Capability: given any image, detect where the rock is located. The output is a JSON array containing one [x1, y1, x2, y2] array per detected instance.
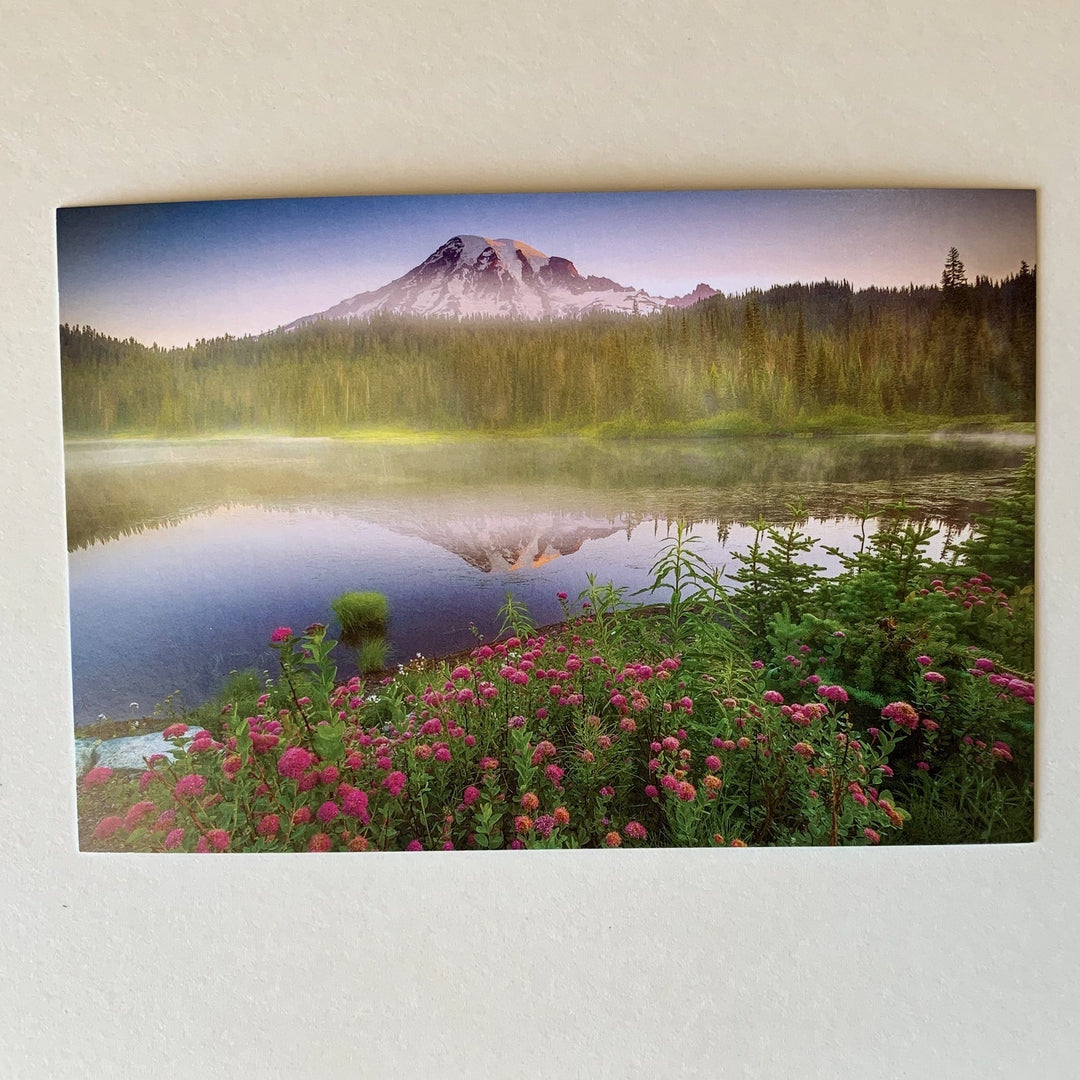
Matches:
[[74, 739, 99, 778], [91, 729, 194, 772]]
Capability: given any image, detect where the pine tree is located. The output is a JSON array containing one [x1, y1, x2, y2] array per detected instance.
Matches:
[[792, 307, 809, 401], [940, 246, 969, 313]]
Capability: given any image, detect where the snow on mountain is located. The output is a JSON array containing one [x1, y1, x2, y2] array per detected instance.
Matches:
[[282, 234, 708, 328]]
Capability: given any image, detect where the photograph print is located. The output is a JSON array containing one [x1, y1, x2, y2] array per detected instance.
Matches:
[[60, 188, 1036, 852]]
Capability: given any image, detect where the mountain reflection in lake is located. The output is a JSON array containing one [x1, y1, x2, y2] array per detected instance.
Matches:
[[65, 433, 1032, 727]]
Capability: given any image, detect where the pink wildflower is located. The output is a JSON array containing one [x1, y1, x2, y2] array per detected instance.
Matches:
[[530, 740, 557, 766], [916, 655, 933, 667], [163, 827, 184, 850], [278, 746, 315, 780], [317, 801, 340, 824], [923, 671, 947, 684], [817, 684, 849, 703], [864, 828, 881, 844], [257, 814, 280, 838], [92, 815, 124, 840], [624, 821, 647, 840], [535, 814, 556, 839], [384, 770, 407, 797], [269, 626, 292, 644], [162, 723, 188, 739], [82, 766, 113, 789], [604, 831, 622, 848], [881, 701, 920, 732], [644, 784, 659, 799], [763, 690, 784, 705], [123, 801, 156, 831], [676, 781, 697, 802], [207, 829, 230, 852], [308, 833, 332, 852], [342, 788, 370, 822], [173, 774, 206, 798]]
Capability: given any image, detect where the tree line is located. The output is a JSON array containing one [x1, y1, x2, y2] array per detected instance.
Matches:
[[60, 251, 1035, 435]]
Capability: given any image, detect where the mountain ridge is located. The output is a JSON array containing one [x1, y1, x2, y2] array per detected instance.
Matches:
[[282, 234, 717, 328]]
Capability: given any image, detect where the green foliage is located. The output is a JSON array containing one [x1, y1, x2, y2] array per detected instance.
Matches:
[[727, 506, 825, 639], [331, 591, 390, 639], [953, 449, 1035, 589], [356, 636, 389, 675], [497, 591, 536, 640]]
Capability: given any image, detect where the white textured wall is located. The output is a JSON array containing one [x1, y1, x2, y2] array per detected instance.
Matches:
[[0, 3, 1075, 1076]]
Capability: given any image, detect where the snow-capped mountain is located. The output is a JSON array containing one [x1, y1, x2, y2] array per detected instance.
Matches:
[[283, 234, 693, 327], [392, 512, 626, 574]]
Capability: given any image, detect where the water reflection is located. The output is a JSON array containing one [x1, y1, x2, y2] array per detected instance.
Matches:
[[64, 433, 1031, 726], [65, 432, 1030, 551]]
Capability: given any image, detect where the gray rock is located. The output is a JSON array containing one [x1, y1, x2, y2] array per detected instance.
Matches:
[[74, 739, 99, 778], [92, 729, 197, 772]]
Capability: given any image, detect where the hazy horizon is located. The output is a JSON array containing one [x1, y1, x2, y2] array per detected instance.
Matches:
[[57, 189, 1036, 348]]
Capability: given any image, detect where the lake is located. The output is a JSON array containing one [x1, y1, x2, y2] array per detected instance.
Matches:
[[64, 432, 1032, 728]]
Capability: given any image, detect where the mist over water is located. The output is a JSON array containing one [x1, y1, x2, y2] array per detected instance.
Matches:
[[65, 433, 1031, 727]]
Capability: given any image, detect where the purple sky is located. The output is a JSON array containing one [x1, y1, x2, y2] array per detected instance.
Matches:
[[57, 189, 1036, 348]]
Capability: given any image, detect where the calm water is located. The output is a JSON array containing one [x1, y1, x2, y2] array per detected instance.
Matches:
[[65, 433, 1032, 727]]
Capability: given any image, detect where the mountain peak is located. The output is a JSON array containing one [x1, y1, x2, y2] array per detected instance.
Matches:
[[282, 235, 693, 327]]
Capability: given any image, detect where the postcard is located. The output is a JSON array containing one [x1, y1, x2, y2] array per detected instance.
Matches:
[[59, 189, 1035, 851]]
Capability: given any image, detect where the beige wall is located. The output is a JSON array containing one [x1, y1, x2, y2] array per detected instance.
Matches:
[[1, 3, 1075, 1076]]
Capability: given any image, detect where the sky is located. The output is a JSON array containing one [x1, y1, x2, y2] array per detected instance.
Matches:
[[56, 189, 1037, 348]]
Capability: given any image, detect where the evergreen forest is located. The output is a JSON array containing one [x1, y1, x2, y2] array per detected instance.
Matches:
[[60, 251, 1035, 437]]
